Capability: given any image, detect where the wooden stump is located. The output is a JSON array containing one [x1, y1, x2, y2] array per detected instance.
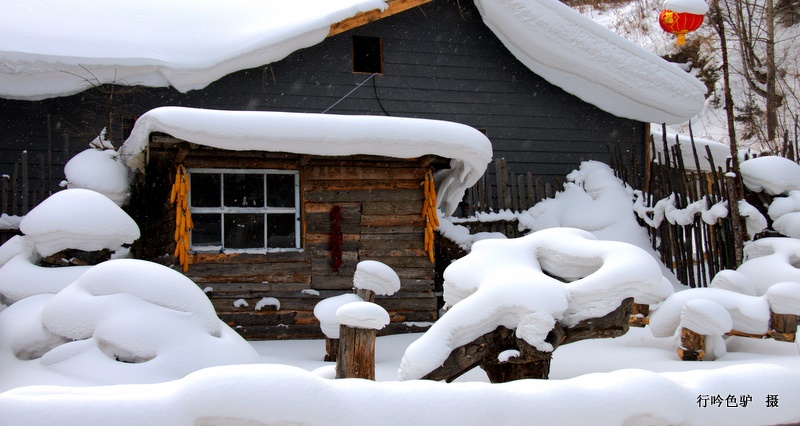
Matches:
[[480, 338, 553, 382], [324, 338, 339, 362], [769, 312, 798, 342], [335, 325, 377, 380], [678, 327, 705, 361], [629, 303, 650, 327]]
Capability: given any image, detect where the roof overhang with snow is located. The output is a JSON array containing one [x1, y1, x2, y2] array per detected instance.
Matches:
[[119, 107, 493, 216], [0, 0, 706, 124]]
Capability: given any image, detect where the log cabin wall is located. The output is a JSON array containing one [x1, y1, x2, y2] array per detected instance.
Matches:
[[132, 136, 439, 339]]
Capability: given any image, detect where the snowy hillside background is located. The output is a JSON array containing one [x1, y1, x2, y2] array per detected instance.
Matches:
[[577, 0, 800, 154]]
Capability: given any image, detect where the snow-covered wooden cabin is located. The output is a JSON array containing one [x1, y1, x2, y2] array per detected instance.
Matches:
[[0, 0, 706, 215], [0, 0, 706, 338], [119, 107, 491, 338]]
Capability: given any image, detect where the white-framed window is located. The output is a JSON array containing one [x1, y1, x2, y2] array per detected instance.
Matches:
[[188, 168, 300, 252]]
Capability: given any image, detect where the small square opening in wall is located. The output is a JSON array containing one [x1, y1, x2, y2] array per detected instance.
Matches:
[[352, 36, 383, 74]]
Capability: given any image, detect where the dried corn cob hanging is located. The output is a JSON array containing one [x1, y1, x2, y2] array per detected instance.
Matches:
[[170, 164, 193, 272], [422, 170, 439, 263]]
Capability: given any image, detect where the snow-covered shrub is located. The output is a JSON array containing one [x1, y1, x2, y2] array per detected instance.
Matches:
[[0, 259, 260, 385]]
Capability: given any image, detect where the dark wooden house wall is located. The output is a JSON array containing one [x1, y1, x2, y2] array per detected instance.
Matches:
[[0, 0, 645, 215], [136, 138, 439, 339]]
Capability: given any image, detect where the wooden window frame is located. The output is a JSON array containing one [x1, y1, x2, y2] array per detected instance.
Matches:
[[188, 168, 301, 253]]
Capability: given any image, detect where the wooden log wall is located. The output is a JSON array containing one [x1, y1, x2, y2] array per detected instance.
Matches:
[[135, 137, 438, 340]]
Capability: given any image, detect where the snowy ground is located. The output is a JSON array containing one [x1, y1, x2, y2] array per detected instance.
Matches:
[[253, 327, 800, 382]]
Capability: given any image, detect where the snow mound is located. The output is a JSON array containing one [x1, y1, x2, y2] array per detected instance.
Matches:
[[353, 260, 400, 296], [680, 299, 732, 336], [737, 237, 800, 295], [336, 301, 390, 330], [0, 259, 260, 385], [4, 363, 797, 425], [19, 189, 140, 258], [0, 253, 90, 305], [313, 293, 364, 339], [740, 156, 800, 195], [650, 288, 771, 337], [64, 148, 130, 206]]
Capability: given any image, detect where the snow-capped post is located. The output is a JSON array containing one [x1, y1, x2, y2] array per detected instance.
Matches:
[[313, 293, 362, 362], [353, 260, 401, 303], [313, 261, 400, 362], [335, 301, 389, 380]]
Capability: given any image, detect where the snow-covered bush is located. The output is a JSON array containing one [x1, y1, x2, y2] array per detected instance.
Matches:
[[0, 259, 260, 386]]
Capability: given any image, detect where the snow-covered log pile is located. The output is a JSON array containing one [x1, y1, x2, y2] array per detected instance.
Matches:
[[650, 236, 800, 360], [398, 227, 673, 382]]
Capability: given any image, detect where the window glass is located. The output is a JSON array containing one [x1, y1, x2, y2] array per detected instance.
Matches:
[[191, 213, 222, 247], [190, 174, 221, 207], [224, 173, 264, 207], [267, 174, 296, 208], [267, 214, 297, 248], [224, 214, 265, 248], [189, 169, 299, 251]]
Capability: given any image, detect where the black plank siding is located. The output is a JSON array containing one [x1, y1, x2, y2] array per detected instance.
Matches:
[[0, 0, 645, 215]]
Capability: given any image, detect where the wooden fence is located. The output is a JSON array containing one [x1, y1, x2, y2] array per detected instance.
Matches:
[[644, 137, 740, 288], [455, 158, 563, 238], [451, 136, 759, 289], [1, 150, 60, 245]]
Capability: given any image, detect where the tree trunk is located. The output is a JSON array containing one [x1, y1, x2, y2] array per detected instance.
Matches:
[[678, 327, 706, 361], [336, 325, 377, 380]]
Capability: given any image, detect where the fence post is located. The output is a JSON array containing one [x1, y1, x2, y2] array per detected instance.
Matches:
[[21, 151, 29, 215], [1, 174, 8, 215]]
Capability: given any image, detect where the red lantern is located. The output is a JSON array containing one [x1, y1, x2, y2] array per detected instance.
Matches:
[[659, 9, 704, 45]]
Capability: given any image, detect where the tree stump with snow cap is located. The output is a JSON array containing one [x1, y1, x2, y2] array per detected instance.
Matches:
[[335, 301, 390, 380], [314, 260, 400, 362]]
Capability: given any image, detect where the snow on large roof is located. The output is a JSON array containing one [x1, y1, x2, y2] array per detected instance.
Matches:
[[119, 106, 492, 216], [1, 0, 704, 124], [474, 0, 706, 124], [0, 0, 386, 100]]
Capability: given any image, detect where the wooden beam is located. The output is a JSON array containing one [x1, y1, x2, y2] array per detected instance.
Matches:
[[328, 0, 433, 37]]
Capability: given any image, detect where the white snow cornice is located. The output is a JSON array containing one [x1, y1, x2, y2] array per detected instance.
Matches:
[[474, 0, 708, 124]]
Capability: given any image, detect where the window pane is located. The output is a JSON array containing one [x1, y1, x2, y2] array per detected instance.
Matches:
[[190, 174, 220, 207], [224, 214, 265, 248], [191, 214, 222, 247], [224, 174, 264, 207], [267, 214, 297, 248], [267, 174, 296, 208]]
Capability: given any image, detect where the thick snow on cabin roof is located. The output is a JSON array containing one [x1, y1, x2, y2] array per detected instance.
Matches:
[[1, 0, 705, 124], [0, 0, 386, 100], [119, 106, 492, 216]]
